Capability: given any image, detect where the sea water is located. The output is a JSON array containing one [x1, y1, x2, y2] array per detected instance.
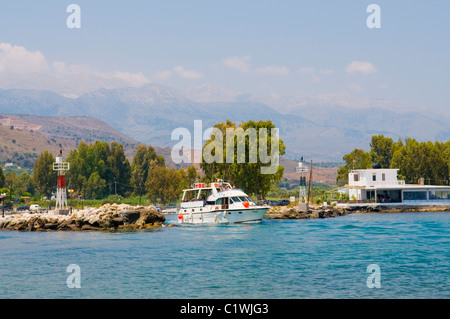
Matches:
[[0, 211, 448, 299]]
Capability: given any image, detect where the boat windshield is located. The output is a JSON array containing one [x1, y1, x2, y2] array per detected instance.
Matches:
[[230, 196, 254, 204], [239, 196, 254, 203], [199, 189, 211, 200]]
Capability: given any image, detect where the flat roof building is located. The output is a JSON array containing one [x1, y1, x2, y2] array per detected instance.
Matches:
[[339, 168, 450, 207]]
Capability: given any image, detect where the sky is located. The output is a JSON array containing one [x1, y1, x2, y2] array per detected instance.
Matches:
[[0, 0, 449, 116]]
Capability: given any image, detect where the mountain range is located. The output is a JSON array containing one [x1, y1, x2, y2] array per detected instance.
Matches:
[[0, 84, 448, 162], [0, 114, 172, 170]]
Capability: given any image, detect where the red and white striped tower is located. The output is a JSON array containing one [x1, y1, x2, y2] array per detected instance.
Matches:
[[53, 149, 70, 214]]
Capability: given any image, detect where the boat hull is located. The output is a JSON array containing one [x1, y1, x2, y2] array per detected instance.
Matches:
[[164, 207, 269, 225]]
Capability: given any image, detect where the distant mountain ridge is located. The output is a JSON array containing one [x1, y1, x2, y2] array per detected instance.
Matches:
[[0, 114, 173, 169], [0, 84, 448, 161]]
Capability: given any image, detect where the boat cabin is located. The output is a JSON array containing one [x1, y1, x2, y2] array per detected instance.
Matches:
[[180, 181, 255, 212]]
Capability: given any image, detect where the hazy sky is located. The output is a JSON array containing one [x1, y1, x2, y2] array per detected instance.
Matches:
[[0, 0, 449, 116]]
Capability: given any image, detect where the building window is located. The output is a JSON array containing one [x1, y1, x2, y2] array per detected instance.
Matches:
[[382, 173, 386, 181], [429, 190, 450, 200], [372, 174, 376, 182], [403, 191, 427, 201], [354, 174, 359, 182]]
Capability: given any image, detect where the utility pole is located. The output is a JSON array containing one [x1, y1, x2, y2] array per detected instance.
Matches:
[[9, 180, 12, 208]]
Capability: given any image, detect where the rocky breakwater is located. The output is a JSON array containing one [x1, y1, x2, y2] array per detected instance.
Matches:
[[0, 203, 165, 231], [265, 205, 379, 220]]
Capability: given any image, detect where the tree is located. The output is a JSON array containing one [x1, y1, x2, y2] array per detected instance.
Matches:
[[339, 135, 450, 186], [186, 166, 198, 186], [177, 168, 189, 190], [370, 134, 393, 168], [0, 166, 4, 188], [146, 166, 181, 205], [65, 149, 87, 195], [336, 148, 372, 185], [131, 145, 165, 197], [201, 119, 285, 199], [65, 141, 133, 198], [5, 172, 34, 196], [32, 151, 57, 198], [84, 172, 107, 199], [391, 138, 449, 184], [107, 142, 131, 196], [65, 142, 108, 198]]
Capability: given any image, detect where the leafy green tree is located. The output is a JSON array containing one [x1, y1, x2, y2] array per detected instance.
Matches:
[[336, 148, 372, 185], [6, 172, 34, 196], [66, 142, 106, 198], [32, 150, 57, 198], [201, 119, 285, 199], [84, 172, 107, 199], [176, 166, 198, 190], [65, 150, 87, 195], [391, 138, 449, 184], [339, 135, 449, 186], [186, 166, 198, 186], [146, 165, 181, 205], [65, 141, 134, 198], [0, 166, 5, 188], [131, 145, 165, 197], [177, 168, 189, 190], [108, 142, 131, 196], [370, 134, 393, 168]]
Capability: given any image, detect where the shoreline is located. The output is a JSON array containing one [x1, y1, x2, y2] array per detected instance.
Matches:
[[1, 203, 448, 231]]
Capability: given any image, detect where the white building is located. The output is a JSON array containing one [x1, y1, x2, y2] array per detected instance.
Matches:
[[340, 168, 450, 206]]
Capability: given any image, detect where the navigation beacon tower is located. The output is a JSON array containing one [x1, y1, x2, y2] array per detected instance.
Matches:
[[53, 149, 70, 214], [296, 157, 309, 212]]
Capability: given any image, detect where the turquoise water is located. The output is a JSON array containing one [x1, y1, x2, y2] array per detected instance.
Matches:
[[0, 212, 448, 299]]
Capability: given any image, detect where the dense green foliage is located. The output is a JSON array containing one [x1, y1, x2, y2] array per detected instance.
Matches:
[[201, 119, 285, 199], [32, 150, 57, 198], [130, 145, 165, 197], [2, 141, 200, 206], [337, 135, 450, 185], [336, 148, 372, 185], [0, 166, 4, 188], [391, 138, 449, 184], [65, 141, 131, 199]]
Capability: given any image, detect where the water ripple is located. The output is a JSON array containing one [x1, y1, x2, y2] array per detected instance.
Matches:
[[0, 211, 448, 298]]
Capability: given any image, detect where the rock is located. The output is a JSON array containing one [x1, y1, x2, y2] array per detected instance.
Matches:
[[268, 205, 351, 220], [137, 208, 165, 225], [121, 211, 141, 224], [43, 223, 59, 230], [81, 224, 101, 231], [0, 203, 166, 232]]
